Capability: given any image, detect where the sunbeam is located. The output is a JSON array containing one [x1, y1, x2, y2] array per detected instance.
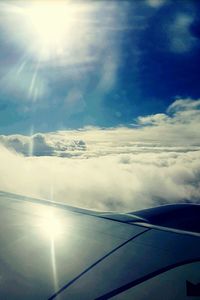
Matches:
[[51, 238, 59, 293], [35, 206, 63, 293], [29, 126, 34, 157], [28, 61, 40, 102]]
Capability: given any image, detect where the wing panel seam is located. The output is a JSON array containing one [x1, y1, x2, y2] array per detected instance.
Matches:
[[48, 228, 150, 300], [95, 258, 200, 299]]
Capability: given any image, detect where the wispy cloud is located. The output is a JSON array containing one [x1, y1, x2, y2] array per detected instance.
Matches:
[[146, 0, 166, 8], [168, 13, 196, 53]]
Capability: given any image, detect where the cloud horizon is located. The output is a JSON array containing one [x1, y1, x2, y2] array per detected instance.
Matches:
[[0, 98, 199, 212]]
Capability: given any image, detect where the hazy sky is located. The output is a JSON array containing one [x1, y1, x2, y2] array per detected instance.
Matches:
[[0, 0, 200, 134], [0, 0, 200, 210]]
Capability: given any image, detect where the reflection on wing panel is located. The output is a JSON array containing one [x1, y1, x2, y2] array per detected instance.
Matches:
[[57, 229, 200, 300], [0, 193, 145, 300], [112, 262, 200, 300]]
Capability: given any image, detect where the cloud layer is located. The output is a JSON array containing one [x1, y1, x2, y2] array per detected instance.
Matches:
[[0, 99, 199, 211]]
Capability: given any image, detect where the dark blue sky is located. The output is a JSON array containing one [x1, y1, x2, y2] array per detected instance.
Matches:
[[0, 0, 200, 134]]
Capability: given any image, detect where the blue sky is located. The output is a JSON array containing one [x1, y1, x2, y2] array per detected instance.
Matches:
[[0, 0, 200, 134]]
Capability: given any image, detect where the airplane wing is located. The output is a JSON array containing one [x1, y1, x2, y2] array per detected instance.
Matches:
[[0, 191, 199, 300]]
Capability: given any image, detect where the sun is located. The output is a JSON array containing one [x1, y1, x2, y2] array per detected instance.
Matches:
[[25, 1, 74, 59], [15, 0, 91, 62], [2, 0, 96, 63]]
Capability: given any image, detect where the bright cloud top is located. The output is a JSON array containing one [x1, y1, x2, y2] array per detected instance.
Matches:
[[0, 99, 199, 211]]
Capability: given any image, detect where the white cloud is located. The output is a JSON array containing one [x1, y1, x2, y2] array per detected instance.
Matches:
[[0, 133, 86, 157], [137, 113, 170, 126], [167, 98, 200, 113], [0, 99, 199, 211]]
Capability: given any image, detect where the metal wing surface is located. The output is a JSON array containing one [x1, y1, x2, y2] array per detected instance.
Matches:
[[0, 191, 199, 300]]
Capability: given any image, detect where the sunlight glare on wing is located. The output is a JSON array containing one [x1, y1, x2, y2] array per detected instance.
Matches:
[[38, 208, 64, 239], [37, 206, 63, 292], [42, 214, 62, 239]]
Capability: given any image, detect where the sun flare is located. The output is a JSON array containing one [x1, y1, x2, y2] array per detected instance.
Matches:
[[6, 0, 93, 61], [25, 2, 74, 58], [27, 2, 71, 51]]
